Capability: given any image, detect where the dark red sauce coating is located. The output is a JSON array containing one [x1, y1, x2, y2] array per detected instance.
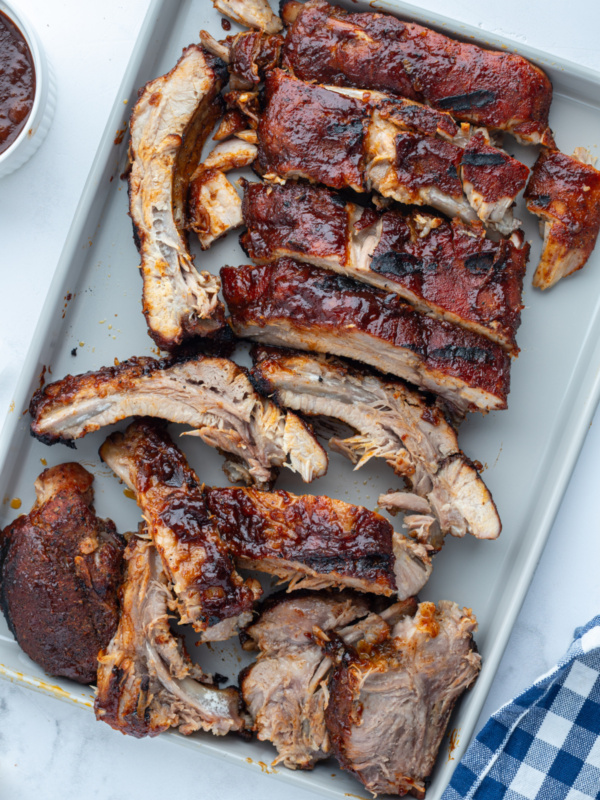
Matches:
[[525, 149, 600, 254], [394, 132, 464, 199], [377, 98, 458, 140], [461, 132, 530, 202], [257, 69, 367, 191], [282, 0, 554, 144], [228, 31, 284, 85], [0, 10, 35, 154], [221, 258, 511, 408], [240, 181, 527, 351], [205, 487, 396, 592]]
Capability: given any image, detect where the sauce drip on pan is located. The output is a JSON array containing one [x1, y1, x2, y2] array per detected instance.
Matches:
[[0, 11, 36, 155]]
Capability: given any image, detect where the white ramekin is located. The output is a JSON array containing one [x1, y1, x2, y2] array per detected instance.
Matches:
[[0, 1, 55, 178]]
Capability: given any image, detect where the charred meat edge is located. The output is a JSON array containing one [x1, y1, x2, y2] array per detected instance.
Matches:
[[29, 355, 328, 488], [128, 44, 227, 349]]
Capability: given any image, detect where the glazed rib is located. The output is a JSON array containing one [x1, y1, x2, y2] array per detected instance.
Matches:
[[281, 0, 554, 146], [241, 180, 528, 352], [252, 349, 501, 546], [206, 487, 432, 599], [128, 44, 228, 348], [525, 148, 600, 290], [100, 420, 262, 640], [29, 355, 327, 487], [221, 259, 511, 414], [257, 71, 529, 233], [95, 535, 248, 737]]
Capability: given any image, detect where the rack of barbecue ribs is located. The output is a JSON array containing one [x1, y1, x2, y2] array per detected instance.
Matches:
[[279, 0, 554, 147], [221, 258, 511, 414], [0, 464, 124, 684], [241, 180, 529, 353], [100, 420, 432, 637], [255, 70, 529, 235], [525, 148, 600, 289]]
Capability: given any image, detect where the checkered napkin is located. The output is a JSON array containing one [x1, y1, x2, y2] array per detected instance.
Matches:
[[442, 616, 600, 800]]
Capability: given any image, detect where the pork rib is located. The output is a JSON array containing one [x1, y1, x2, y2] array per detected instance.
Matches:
[[100, 419, 262, 640], [212, 0, 282, 34], [95, 535, 248, 737], [325, 601, 481, 798], [221, 259, 511, 414], [525, 148, 600, 290], [29, 355, 327, 487], [252, 348, 501, 546], [281, 0, 554, 146], [128, 44, 227, 349], [241, 180, 528, 353], [257, 71, 528, 234], [206, 487, 432, 599]]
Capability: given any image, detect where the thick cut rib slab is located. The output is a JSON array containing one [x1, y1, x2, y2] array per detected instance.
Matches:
[[281, 0, 554, 146], [241, 180, 528, 352], [221, 259, 511, 413]]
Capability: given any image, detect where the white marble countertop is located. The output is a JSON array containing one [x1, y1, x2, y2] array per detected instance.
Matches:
[[1, 1, 600, 798]]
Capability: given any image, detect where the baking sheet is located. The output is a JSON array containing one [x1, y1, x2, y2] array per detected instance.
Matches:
[[1, 1, 600, 798]]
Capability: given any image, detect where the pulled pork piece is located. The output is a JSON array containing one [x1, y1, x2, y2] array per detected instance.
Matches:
[[187, 139, 257, 249], [256, 70, 529, 233], [101, 420, 261, 640], [525, 148, 600, 290], [206, 487, 432, 599], [221, 259, 511, 414], [29, 355, 327, 487], [128, 44, 227, 349], [0, 464, 123, 684], [281, 0, 554, 146], [95, 535, 248, 737], [253, 348, 500, 547], [325, 601, 481, 798], [241, 591, 418, 770], [212, 0, 282, 34], [241, 180, 528, 352]]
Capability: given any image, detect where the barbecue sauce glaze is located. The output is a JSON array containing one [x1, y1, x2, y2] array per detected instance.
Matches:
[[0, 11, 35, 155]]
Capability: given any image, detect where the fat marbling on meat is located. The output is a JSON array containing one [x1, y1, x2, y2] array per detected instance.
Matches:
[[252, 348, 501, 548], [128, 44, 228, 349], [95, 535, 248, 737], [221, 259, 512, 414], [29, 355, 327, 488], [0, 464, 123, 684]]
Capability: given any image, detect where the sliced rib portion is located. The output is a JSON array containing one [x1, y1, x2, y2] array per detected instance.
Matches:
[[213, 0, 282, 34], [241, 180, 528, 352], [257, 71, 528, 233], [100, 420, 262, 639], [0, 464, 124, 685], [252, 349, 501, 546], [241, 592, 413, 769], [325, 601, 481, 798], [281, 0, 554, 146], [187, 139, 257, 250], [525, 148, 600, 290], [128, 44, 227, 349], [95, 535, 248, 737], [29, 355, 327, 487], [206, 487, 432, 599], [221, 259, 511, 414]]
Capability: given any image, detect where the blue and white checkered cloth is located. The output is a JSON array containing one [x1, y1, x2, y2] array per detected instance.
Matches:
[[443, 616, 600, 800]]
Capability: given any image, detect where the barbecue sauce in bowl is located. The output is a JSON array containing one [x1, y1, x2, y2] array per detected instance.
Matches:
[[0, 10, 36, 155]]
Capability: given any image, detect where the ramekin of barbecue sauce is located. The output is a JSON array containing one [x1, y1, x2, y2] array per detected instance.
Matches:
[[0, 2, 54, 177]]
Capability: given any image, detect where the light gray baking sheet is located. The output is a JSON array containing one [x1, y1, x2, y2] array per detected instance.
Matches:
[[1, 1, 600, 798]]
